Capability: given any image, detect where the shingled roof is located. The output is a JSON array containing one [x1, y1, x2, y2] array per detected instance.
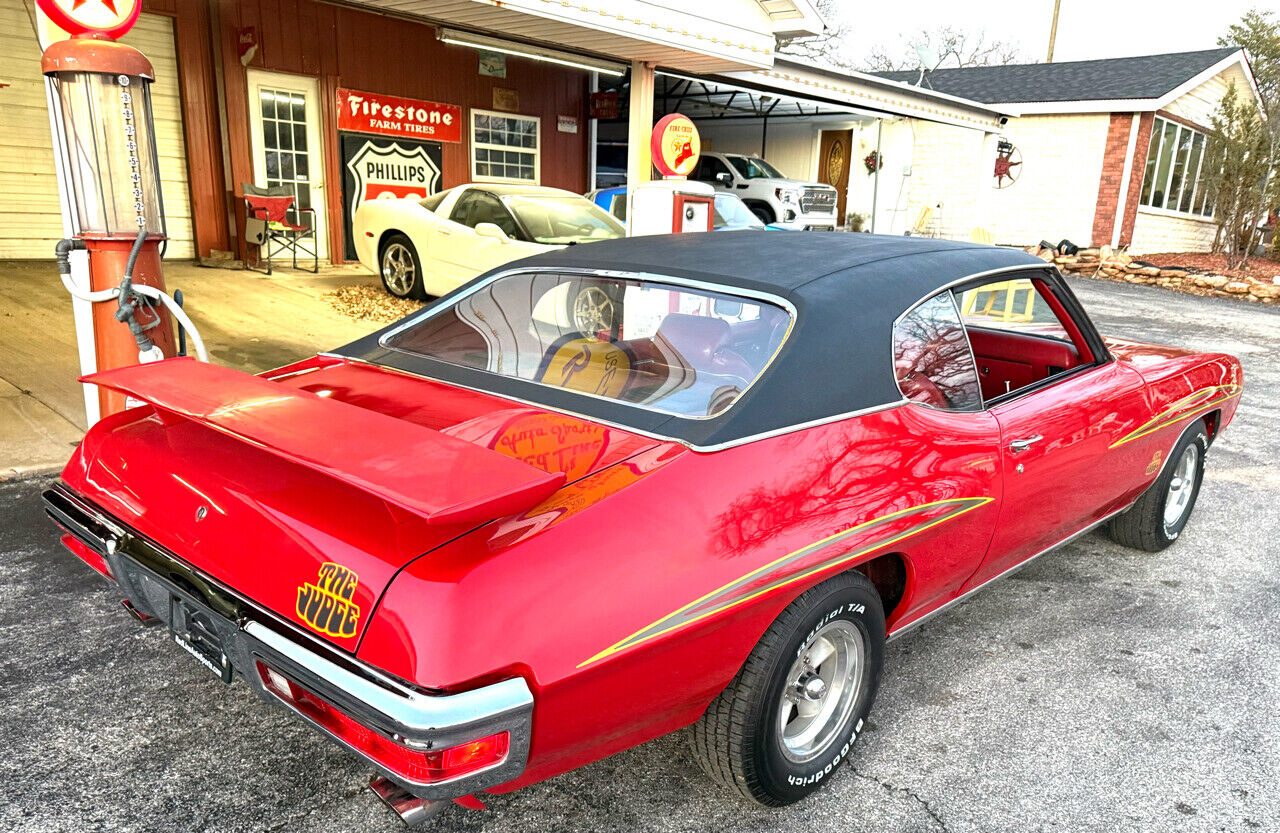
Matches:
[[875, 48, 1239, 105]]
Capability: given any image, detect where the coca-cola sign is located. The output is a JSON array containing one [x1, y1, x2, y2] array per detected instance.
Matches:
[[336, 88, 461, 143]]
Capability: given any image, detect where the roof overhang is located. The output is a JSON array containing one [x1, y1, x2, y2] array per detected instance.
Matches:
[[988, 49, 1264, 119], [331, 0, 789, 73], [716, 59, 1017, 131], [761, 0, 825, 39]]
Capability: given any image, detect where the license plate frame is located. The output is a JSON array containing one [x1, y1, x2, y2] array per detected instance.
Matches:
[[168, 593, 234, 684]]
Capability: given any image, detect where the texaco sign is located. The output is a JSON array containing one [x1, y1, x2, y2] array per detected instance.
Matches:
[[340, 135, 443, 259]]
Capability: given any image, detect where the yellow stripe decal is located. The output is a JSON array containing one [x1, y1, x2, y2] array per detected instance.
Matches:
[[578, 496, 993, 668], [1109, 384, 1241, 449]]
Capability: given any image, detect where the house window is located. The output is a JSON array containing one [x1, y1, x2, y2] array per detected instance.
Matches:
[[471, 110, 539, 183], [1138, 116, 1213, 218]]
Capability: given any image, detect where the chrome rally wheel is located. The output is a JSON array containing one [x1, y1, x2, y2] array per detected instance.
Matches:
[[1108, 421, 1208, 552], [1163, 443, 1199, 533], [690, 572, 884, 806], [778, 620, 865, 764]]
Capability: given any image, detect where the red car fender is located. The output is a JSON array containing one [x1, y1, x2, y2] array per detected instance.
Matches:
[[357, 404, 1004, 791]]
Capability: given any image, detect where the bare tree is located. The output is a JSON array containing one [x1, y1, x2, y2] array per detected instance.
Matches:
[[776, 0, 858, 70], [864, 25, 1026, 73]]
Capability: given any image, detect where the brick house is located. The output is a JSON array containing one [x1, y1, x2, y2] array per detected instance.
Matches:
[[878, 49, 1264, 253]]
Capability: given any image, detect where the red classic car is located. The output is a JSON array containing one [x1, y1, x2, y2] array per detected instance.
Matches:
[[44, 232, 1241, 824]]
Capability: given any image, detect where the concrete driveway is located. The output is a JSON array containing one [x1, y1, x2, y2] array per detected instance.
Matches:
[[0, 277, 1275, 833], [0, 260, 375, 477]]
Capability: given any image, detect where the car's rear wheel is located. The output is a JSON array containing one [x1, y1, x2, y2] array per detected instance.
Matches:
[[379, 234, 427, 300], [1108, 421, 1208, 552], [690, 572, 884, 806]]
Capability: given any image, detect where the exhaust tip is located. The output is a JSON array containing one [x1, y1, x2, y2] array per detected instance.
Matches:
[[121, 599, 160, 626], [368, 775, 448, 827]]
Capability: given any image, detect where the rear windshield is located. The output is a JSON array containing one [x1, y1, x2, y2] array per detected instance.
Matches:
[[381, 272, 792, 418]]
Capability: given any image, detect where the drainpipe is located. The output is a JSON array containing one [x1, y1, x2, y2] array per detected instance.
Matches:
[[870, 119, 883, 233]]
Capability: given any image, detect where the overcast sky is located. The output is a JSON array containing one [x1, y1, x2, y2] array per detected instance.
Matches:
[[826, 0, 1261, 66]]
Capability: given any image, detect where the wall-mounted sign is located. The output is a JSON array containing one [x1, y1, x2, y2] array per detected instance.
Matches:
[[650, 113, 700, 179], [236, 27, 259, 66], [589, 91, 618, 120], [556, 115, 579, 134], [336, 88, 461, 144], [340, 134, 443, 259], [36, 0, 141, 38], [492, 87, 520, 112], [479, 51, 506, 78]]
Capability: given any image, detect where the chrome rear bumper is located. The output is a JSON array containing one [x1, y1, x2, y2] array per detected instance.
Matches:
[[42, 482, 533, 800]]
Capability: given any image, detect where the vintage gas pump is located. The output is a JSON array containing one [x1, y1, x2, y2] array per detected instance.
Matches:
[[628, 114, 715, 237], [37, 0, 204, 421]]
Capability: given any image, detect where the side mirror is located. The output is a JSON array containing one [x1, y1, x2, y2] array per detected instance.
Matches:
[[474, 222, 510, 243], [715, 172, 732, 184]]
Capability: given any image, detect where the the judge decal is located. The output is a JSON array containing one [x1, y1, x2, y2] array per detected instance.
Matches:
[[296, 562, 361, 638]]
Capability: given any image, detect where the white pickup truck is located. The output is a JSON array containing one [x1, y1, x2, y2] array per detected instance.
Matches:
[[691, 152, 839, 231]]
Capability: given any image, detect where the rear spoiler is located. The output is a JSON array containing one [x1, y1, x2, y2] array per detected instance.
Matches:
[[83, 358, 565, 526]]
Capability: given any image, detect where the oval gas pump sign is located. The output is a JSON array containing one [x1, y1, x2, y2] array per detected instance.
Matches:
[[651, 114, 701, 179], [37, 0, 141, 39]]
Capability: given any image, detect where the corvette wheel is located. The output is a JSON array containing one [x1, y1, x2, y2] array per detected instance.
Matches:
[[570, 285, 618, 335], [1108, 421, 1208, 552], [690, 572, 884, 806], [379, 234, 427, 300]]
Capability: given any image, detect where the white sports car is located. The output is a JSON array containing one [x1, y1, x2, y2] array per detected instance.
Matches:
[[354, 184, 626, 300]]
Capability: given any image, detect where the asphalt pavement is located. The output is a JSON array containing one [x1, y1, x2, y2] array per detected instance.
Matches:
[[1, 276, 1275, 833]]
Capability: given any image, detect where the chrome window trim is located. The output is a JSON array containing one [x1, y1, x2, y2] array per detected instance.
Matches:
[[375, 265, 798, 424], [330, 262, 1075, 453]]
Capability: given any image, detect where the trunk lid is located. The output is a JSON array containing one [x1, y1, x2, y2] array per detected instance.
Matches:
[[63, 357, 658, 650]]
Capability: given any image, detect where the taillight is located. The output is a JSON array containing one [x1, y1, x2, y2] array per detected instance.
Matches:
[[256, 661, 509, 782], [61, 533, 113, 579]]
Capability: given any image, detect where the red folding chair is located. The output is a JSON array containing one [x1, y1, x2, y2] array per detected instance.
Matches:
[[241, 183, 318, 274]]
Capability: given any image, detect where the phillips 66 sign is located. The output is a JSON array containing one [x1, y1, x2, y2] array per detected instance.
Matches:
[[340, 134, 443, 259]]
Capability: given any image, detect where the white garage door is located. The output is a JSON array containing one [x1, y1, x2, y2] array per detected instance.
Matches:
[[0, 0, 195, 259]]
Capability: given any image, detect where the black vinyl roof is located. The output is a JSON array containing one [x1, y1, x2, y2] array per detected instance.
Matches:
[[875, 48, 1238, 105], [336, 232, 1050, 449]]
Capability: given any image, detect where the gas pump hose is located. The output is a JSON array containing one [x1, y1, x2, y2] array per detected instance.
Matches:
[[55, 233, 209, 362]]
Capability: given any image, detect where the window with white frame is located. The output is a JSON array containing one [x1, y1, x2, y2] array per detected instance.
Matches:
[[1138, 116, 1213, 217], [471, 110, 539, 183]]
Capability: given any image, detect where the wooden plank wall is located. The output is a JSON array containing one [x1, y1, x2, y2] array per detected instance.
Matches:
[[157, 0, 590, 263]]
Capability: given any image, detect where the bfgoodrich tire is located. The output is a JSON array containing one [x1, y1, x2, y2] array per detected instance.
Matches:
[[690, 572, 884, 806], [1108, 421, 1209, 552]]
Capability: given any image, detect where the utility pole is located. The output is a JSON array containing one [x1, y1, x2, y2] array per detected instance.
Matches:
[[1046, 0, 1062, 63]]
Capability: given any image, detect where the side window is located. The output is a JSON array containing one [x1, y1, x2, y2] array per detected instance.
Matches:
[[452, 191, 519, 238], [449, 191, 479, 225], [957, 278, 1071, 341], [468, 192, 520, 238], [893, 293, 982, 411], [695, 156, 731, 182], [955, 277, 1087, 401]]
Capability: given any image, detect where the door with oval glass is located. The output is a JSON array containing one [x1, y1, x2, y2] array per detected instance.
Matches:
[[247, 70, 329, 259], [817, 129, 851, 227]]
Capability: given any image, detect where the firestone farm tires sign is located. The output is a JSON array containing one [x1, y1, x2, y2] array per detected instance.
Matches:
[[336, 88, 461, 143], [340, 134, 442, 259]]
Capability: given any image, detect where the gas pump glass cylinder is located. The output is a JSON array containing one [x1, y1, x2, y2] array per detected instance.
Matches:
[[48, 71, 164, 237]]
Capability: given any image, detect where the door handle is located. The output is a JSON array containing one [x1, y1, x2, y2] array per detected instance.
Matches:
[[1009, 435, 1044, 453]]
